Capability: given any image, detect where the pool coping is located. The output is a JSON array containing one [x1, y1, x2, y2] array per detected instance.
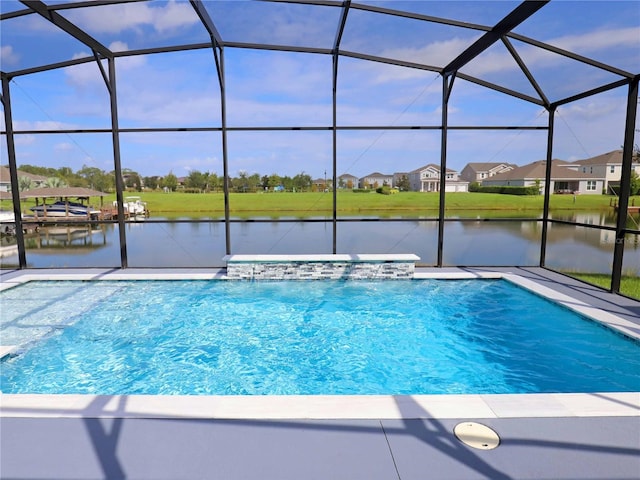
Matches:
[[1, 267, 639, 420]]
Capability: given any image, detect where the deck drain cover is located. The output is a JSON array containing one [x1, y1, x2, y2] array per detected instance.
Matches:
[[454, 422, 500, 450]]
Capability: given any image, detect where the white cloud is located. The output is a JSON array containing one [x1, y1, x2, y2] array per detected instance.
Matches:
[[54, 142, 75, 152], [14, 135, 36, 147], [109, 41, 130, 53], [380, 36, 481, 73], [65, 45, 146, 90], [65, 0, 197, 35], [377, 25, 640, 82], [552, 94, 628, 159], [0, 45, 20, 66], [12, 120, 76, 131], [154, 0, 201, 33], [550, 26, 640, 55]]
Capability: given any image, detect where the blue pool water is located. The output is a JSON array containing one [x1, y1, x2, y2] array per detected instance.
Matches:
[[1, 279, 639, 395]]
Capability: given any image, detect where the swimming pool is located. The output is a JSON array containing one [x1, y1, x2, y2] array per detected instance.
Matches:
[[2, 276, 639, 396]]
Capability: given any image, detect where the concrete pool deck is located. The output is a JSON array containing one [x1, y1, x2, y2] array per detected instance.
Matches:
[[1, 266, 639, 479]]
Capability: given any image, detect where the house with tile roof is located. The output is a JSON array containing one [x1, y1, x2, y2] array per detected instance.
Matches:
[[567, 150, 640, 194], [482, 160, 605, 195], [408, 164, 469, 192], [460, 162, 517, 184]]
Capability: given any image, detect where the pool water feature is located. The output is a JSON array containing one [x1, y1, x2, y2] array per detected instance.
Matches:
[[1, 278, 639, 395]]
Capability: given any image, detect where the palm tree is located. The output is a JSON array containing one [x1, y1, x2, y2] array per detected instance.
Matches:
[[45, 176, 67, 188], [18, 176, 34, 192]]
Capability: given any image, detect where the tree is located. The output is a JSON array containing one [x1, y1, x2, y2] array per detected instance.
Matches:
[[268, 173, 282, 190], [292, 172, 311, 192], [630, 170, 640, 196], [45, 177, 67, 188], [161, 172, 178, 192], [125, 173, 142, 191], [18, 176, 34, 191], [281, 175, 294, 192], [186, 170, 208, 191], [17, 164, 58, 177], [395, 175, 410, 191], [77, 165, 114, 192], [208, 173, 221, 192], [143, 176, 159, 190], [236, 170, 249, 192]]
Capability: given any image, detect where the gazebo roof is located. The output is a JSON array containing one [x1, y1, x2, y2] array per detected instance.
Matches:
[[18, 187, 109, 199]]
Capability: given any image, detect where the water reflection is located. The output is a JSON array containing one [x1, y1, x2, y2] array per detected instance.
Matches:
[[24, 225, 109, 250], [0, 215, 637, 274]]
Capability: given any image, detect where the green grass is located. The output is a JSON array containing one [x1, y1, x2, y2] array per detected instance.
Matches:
[[3, 191, 636, 220], [12, 191, 621, 216], [569, 272, 640, 300]]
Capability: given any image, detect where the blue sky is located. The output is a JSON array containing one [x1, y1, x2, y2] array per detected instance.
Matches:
[[1, 1, 639, 180]]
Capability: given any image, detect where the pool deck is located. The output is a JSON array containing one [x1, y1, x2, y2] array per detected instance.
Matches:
[[1, 266, 639, 479]]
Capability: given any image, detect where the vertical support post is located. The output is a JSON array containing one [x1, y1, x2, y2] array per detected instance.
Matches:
[[437, 74, 453, 267], [539, 106, 555, 267], [218, 48, 231, 255], [1, 75, 27, 268], [611, 77, 639, 293], [332, 54, 339, 253], [330, 1, 349, 255], [108, 57, 128, 268]]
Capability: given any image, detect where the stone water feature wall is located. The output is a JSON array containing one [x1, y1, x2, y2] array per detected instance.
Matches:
[[223, 254, 420, 280]]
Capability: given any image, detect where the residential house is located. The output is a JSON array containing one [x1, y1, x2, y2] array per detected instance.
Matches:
[[359, 172, 394, 189], [482, 160, 605, 195], [460, 162, 516, 184], [567, 150, 640, 194], [407, 164, 469, 192], [0, 165, 48, 192], [337, 174, 358, 189], [312, 178, 332, 191]]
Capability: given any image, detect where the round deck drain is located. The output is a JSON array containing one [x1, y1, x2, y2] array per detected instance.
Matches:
[[454, 422, 500, 450]]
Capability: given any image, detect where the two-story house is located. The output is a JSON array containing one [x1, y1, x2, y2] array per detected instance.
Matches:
[[408, 164, 469, 192], [337, 174, 358, 189], [460, 162, 516, 184], [568, 150, 640, 194], [359, 172, 394, 189]]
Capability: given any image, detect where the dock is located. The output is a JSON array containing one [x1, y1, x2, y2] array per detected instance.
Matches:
[[610, 198, 639, 213]]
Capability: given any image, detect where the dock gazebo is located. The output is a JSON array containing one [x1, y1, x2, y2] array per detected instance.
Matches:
[[19, 187, 109, 221]]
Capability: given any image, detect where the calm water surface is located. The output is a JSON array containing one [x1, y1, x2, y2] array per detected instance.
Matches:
[[1, 212, 638, 273]]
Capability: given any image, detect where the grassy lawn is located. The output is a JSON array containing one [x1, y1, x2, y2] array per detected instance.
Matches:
[[569, 273, 640, 300], [3, 191, 632, 216], [7, 191, 622, 215]]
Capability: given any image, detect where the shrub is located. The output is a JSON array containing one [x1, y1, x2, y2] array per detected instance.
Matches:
[[376, 186, 399, 195], [471, 185, 539, 195], [352, 188, 371, 193]]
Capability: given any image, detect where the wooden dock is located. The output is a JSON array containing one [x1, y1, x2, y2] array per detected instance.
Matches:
[[610, 199, 639, 213]]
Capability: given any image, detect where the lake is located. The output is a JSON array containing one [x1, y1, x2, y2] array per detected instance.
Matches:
[[1, 212, 638, 275]]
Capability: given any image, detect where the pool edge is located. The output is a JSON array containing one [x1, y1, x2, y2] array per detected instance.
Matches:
[[1, 392, 638, 420]]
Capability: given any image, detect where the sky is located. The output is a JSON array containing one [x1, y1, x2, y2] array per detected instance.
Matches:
[[1, 0, 639, 181]]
